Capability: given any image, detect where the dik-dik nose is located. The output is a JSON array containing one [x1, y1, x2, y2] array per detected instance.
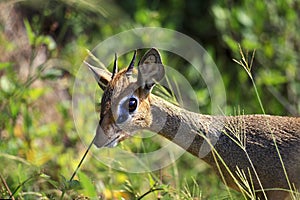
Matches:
[[93, 124, 110, 148]]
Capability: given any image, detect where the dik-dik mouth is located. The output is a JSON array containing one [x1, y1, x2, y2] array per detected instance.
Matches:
[[93, 127, 129, 148]]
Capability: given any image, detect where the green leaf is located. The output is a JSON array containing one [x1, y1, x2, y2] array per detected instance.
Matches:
[[223, 35, 238, 52], [236, 10, 253, 27], [26, 88, 45, 102], [24, 19, 36, 46], [0, 76, 15, 93], [258, 70, 287, 86], [36, 35, 57, 51], [9, 100, 20, 119], [60, 175, 81, 191], [196, 89, 209, 106], [68, 180, 81, 190], [40, 173, 60, 189], [78, 172, 97, 197], [0, 62, 12, 70], [40, 68, 64, 80], [147, 174, 156, 188]]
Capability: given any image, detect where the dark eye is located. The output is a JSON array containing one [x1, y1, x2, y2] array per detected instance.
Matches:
[[128, 97, 138, 113]]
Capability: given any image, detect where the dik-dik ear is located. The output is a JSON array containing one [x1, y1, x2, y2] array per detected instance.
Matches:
[[137, 48, 165, 93], [84, 61, 112, 90]]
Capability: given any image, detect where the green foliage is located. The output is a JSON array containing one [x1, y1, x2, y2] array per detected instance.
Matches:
[[212, 0, 300, 115], [78, 172, 97, 197], [24, 18, 56, 51], [1, 0, 299, 199]]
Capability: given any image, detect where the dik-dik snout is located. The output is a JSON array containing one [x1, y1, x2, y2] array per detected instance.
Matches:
[[88, 49, 165, 148]]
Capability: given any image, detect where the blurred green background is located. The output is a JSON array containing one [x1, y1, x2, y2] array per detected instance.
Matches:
[[0, 0, 299, 199]]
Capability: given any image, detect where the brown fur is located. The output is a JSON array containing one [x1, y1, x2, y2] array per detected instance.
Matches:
[[90, 49, 300, 199], [144, 94, 300, 200]]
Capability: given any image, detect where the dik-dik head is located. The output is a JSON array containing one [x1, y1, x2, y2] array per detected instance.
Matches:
[[87, 48, 165, 148]]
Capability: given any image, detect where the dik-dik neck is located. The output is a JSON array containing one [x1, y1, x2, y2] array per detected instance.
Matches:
[[149, 95, 224, 159]]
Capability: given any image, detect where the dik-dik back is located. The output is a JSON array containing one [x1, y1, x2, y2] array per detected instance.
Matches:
[[213, 115, 300, 199], [88, 48, 300, 200]]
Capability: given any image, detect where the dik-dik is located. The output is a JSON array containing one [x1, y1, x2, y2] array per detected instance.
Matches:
[[87, 48, 300, 199]]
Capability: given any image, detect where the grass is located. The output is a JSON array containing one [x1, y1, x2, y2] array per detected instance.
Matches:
[[1, 19, 298, 198], [230, 45, 299, 200], [2, 47, 299, 200]]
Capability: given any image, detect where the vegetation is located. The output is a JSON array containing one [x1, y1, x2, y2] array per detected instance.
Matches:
[[0, 0, 299, 199]]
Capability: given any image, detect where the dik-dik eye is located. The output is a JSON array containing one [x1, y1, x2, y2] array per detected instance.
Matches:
[[128, 97, 138, 113]]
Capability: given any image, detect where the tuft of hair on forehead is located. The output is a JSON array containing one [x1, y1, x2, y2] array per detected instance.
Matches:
[[107, 69, 133, 95], [111, 67, 138, 83]]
